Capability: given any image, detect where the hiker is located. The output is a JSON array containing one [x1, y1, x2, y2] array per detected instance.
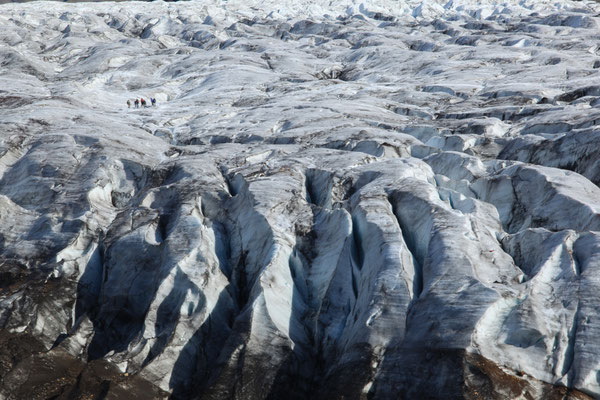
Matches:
[[134, 98, 139, 108], [127, 99, 131, 108], [150, 98, 156, 107], [141, 98, 146, 107]]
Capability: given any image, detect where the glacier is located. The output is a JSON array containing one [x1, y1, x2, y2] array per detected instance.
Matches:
[[1, 0, 600, 398]]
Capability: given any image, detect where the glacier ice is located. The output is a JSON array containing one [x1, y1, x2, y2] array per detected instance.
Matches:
[[1, 0, 600, 398]]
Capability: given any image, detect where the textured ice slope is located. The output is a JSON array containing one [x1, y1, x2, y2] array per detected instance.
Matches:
[[2, 0, 600, 398]]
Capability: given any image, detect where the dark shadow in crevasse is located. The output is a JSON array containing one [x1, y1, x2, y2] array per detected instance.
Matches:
[[86, 228, 165, 360], [169, 284, 236, 399], [142, 268, 203, 368]]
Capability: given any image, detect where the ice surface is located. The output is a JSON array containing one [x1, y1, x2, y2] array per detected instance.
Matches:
[[2, 0, 600, 398]]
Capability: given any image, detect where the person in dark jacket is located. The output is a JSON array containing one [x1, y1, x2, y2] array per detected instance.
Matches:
[[134, 98, 139, 108]]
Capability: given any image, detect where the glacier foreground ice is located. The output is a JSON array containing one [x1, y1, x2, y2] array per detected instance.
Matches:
[[1, 0, 600, 398]]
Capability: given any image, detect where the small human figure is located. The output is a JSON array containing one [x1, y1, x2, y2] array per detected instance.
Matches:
[[141, 98, 146, 107], [151, 98, 156, 107], [127, 99, 131, 108], [134, 98, 139, 108]]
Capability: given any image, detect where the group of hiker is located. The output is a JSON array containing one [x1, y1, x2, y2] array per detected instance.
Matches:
[[127, 97, 156, 109]]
